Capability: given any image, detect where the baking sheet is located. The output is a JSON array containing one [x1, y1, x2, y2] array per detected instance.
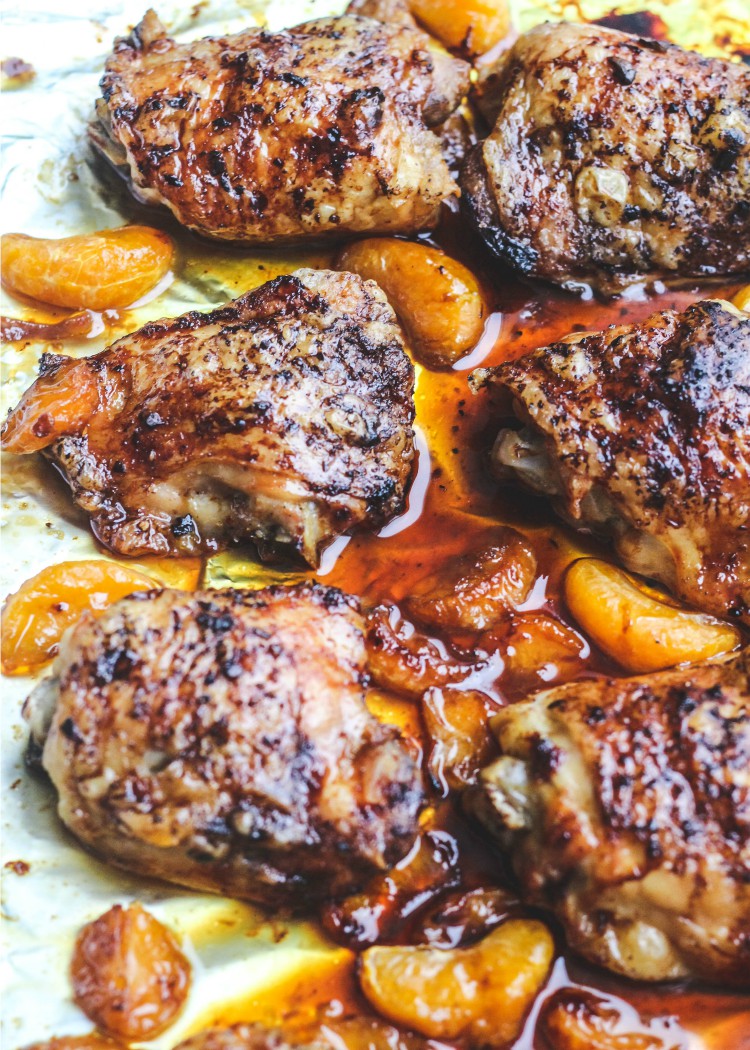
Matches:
[[1, 1, 748, 1046]]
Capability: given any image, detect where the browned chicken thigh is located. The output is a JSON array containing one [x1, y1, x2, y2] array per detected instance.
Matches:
[[462, 22, 750, 293], [344, 0, 476, 177], [90, 10, 469, 243], [471, 299, 750, 624], [1, 269, 415, 566], [24, 583, 424, 907], [472, 649, 750, 985]]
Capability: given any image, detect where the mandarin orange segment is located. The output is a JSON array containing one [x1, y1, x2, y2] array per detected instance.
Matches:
[[337, 238, 486, 368], [481, 612, 588, 696], [423, 687, 499, 791], [564, 558, 740, 673], [359, 918, 553, 1042], [538, 989, 668, 1050], [22, 1035, 123, 1050], [405, 532, 537, 631], [411, 0, 511, 55], [71, 904, 191, 1042], [1, 560, 155, 675], [732, 285, 750, 312], [1, 226, 173, 310]]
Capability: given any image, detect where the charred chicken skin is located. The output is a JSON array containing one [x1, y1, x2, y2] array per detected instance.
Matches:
[[24, 583, 424, 907], [1, 269, 416, 566], [90, 10, 469, 243], [471, 299, 750, 625], [462, 22, 750, 293], [473, 649, 750, 986]]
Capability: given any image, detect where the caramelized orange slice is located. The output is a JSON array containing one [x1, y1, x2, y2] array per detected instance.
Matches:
[[71, 904, 191, 1041], [360, 918, 553, 1042]]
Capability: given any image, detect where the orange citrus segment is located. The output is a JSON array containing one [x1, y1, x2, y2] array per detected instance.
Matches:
[[564, 558, 740, 673], [1, 560, 156, 675], [1, 226, 173, 310]]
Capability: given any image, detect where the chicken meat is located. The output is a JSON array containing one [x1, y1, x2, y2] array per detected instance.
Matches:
[[24, 583, 424, 907], [175, 1028, 310, 1050], [90, 10, 469, 243], [345, 0, 417, 30], [344, 0, 476, 176], [472, 649, 750, 985], [471, 299, 750, 625], [462, 22, 750, 293], [1, 269, 416, 566], [174, 1020, 428, 1050]]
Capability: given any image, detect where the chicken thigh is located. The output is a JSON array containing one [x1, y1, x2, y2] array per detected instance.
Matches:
[[345, 0, 417, 30], [175, 1020, 428, 1050], [24, 583, 424, 907], [90, 10, 468, 243], [462, 22, 750, 293], [472, 649, 750, 985], [176, 1028, 311, 1050], [471, 299, 750, 624], [1, 269, 415, 566]]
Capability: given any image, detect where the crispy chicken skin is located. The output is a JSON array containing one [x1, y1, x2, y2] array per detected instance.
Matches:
[[1, 269, 415, 566], [24, 583, 424, 907], [90, 10, 468, 243], [344, 0, 475, 176], [471, 299, 750, 624], [462, 22, 750, 293], [472, 649, 750, 985]]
